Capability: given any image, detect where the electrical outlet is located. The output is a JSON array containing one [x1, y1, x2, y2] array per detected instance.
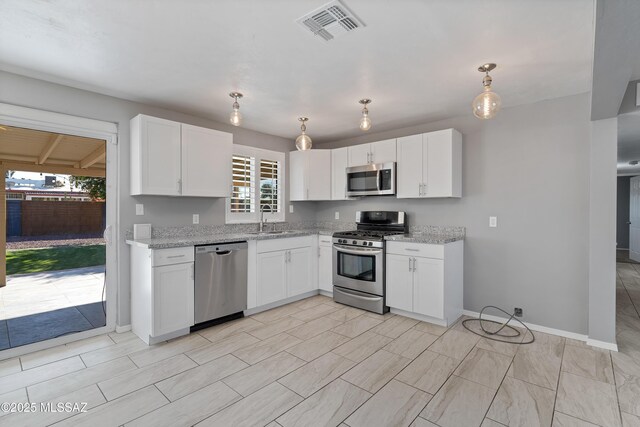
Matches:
[[135, 204, 144, 216], [514, 307, 523, 317], [335, 211, 340, 220], [489, 216, 497, 228], [289, 205, 294, 213], [192, 214, 199, 224]]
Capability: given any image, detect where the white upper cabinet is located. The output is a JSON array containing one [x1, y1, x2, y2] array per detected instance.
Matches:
[[370, 139, 397, 164], [396, 128, 462, 198], [396, 134, 423, 199], [347, 144, 371, 166], [289, 150, 332, 201], [181, 124, 232, 197], [131, 115, 182, 196], [347, 139, 397, 166], [130, 114, 232, 197], [331, 147, 349, 200]]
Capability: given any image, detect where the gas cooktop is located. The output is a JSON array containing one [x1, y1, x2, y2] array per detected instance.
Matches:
[[333, 229, 405, 240]]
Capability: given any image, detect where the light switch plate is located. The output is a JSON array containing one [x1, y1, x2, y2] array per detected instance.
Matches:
[[193, 214, 199, 224], [289, 205, 294, 213], [489, 216, 497, 228], [135, 204, 144, 216], [335, 211, 340, 220]]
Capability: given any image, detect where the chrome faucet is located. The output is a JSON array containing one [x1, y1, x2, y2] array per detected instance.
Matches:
[[259, 204, 268, 233]]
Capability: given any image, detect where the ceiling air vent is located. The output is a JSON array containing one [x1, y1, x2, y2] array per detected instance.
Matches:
[[296, 0, 365, 42]]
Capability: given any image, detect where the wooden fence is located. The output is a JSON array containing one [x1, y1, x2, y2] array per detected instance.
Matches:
[[8, 200, 106, 237]]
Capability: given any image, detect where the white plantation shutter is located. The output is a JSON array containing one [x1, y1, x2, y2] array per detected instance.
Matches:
[[260, 158, 280, 213], [226, 146, 285, 223], [231, 155, 256, 213]]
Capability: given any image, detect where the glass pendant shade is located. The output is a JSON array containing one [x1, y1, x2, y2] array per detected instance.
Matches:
[[358, 99, 372, 131], [295, 133, 312, 151], [228, 92, 243, 126], [472, 86, 501, 120], [229, 108, 242, 126], [360, 113, 372, 131]]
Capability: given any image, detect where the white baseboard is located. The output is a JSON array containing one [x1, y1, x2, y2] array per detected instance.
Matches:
[[318, 290, 333, 297], [244, 290, 320, 316], [462, 309, 589, 342], [586, 338, 619, 352], [390, 308, 449, 327], [115, 324, 132, 333], [462, 310, 619, 351]]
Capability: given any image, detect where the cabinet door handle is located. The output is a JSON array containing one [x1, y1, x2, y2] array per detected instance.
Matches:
[[404, 248, 420, 252], [413, 257, 417, 272], [167, 254, 185, 259], [409, 257, 412, 271], [177, 179, 182, 194]]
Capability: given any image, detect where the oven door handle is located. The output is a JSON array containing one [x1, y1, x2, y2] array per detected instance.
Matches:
[[333, 244, 383, 255]]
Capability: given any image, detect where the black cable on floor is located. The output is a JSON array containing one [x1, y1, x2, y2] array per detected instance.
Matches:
[[462, 305, 535, 344]]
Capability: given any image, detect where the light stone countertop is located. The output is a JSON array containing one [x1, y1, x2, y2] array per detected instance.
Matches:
[[126, 229, 335, 249], [385, 232, 464, 244]]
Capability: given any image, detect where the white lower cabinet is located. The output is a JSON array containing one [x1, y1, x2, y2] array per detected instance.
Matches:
[[131, 246, 195, 344], [256, 250, 287, 306], [385, 254, 414, 312], [318, 236, 333, 293], [386, 240, 463, 325], [153, 263, 195, 336], [253, 236, 317, 307]]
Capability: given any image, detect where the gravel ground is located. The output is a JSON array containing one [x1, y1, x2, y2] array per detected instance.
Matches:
[[6, 236, 105, 250]]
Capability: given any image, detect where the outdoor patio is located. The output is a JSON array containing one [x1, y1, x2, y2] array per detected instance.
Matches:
[[0, 265, 105, 349]]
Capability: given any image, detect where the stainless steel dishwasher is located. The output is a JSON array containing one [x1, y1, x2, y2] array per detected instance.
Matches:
[[194, 241, 248, 326]]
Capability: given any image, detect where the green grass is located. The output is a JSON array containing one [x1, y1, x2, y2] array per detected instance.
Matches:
[[6, 245, 106, 275]]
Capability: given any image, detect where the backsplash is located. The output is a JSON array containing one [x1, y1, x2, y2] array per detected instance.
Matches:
[[125, 222, 464, 240], [409, 225, 466, 238], [125, 221, 356, 239]]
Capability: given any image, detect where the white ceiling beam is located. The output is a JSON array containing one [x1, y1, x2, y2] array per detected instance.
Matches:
[[38, 133, 64, 164], [79, 146, 106, 169], [0, 161, 105, 178]]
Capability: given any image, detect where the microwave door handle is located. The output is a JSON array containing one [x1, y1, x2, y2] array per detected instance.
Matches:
[[376, 169, 381, 192]]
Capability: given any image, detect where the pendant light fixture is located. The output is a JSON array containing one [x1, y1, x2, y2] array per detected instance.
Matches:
[[472, 63, 501, 119], [295, 117, 312, 151], [229, 92, 243, 126], [359, 99, 372, 131]]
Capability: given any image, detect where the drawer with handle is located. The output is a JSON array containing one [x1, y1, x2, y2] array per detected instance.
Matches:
[[152, 246, 195, 267], [386, 241, 444, 259]]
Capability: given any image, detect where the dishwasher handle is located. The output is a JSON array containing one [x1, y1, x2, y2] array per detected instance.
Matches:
[[214, 250, 232, 256], [195, 241, 248, 254]]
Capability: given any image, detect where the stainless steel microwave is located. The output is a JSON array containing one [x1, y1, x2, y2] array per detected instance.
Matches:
[[345, 162, 396, 197]]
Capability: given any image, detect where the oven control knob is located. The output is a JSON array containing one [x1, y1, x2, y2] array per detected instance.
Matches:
[[352, 240, 357, 245], [362, 241, 367, 245], [368, 242, 373, 246]]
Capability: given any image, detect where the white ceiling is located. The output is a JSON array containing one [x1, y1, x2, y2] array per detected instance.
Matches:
[[618, 110, 640, 174], [0, 0, 595, 143]]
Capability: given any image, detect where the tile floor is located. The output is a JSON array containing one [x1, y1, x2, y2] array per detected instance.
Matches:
[[0, 264, 638, 426], [0, 266, 106, 349]]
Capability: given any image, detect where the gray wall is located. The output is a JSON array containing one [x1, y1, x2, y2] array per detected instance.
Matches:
[[0, 70, 317, 326], [314, 94, 592, 335], [617, 176, 631, 248], [618, 80, 639, 115]]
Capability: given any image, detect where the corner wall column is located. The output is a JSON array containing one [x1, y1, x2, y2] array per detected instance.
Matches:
[[588, 118, 618, 347]]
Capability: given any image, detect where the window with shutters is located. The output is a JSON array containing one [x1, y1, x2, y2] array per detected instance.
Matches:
[[226, 145, 285, 223]]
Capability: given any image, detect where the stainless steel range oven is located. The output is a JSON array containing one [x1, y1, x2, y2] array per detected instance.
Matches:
[[332, 211, 407, 314]]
